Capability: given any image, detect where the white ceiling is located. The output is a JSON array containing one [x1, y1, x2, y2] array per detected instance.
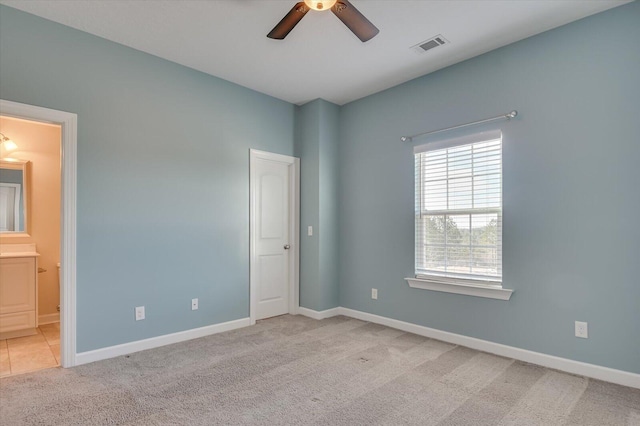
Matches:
[[1, 0, 630, 105]]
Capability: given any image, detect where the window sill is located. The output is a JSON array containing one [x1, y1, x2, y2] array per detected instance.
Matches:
[[405, 277, 513, 300]]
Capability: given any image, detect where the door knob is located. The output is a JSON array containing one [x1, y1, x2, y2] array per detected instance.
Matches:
[[284, 244, 291, 250]]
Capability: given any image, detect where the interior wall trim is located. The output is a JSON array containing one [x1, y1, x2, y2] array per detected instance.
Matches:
[[66, 305, 640, 389], [38, 313, 60, 325], [75, 317, 251, 366], [297, 306, 341, 320], [298, 307, 639, 389], [0, 99, 77, 368]]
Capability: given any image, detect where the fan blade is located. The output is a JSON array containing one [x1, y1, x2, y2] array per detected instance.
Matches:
[[331, 0, 379, 42], [267, 2, 309, 40]]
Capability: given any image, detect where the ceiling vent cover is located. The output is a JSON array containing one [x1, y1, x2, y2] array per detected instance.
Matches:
[[411, 35, 448, 54]]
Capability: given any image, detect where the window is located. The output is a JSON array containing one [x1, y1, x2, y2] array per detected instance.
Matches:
[[413, 130, 503, 290]]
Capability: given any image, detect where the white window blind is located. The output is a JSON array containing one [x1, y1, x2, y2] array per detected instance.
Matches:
[[414, 131, 502, 284]]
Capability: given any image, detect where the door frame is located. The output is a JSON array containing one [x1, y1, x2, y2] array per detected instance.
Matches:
[[249, 149, 300, 325], [0, 99, 78, 367]]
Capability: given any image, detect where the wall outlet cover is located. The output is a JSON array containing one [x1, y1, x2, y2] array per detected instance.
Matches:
[[371, 288, 378, 300], [191, 298, 198, 310], [575, 321, 588, 338]]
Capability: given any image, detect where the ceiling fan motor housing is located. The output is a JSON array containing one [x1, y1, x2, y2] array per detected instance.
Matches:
[[268, 0, 379, 42]]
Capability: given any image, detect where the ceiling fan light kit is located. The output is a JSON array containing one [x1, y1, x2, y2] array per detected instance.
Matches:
[[267, 0, 379, 42], [304, 0, 337, 11]]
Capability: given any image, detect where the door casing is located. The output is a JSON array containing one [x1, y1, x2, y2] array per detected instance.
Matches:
[[249, 149, 300, 325], [0, 99, 78, 367]]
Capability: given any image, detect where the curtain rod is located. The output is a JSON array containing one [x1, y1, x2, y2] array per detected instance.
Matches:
[[400, 110, 517, 142]]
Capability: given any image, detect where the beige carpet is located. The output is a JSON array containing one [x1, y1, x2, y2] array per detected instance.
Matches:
[[1, 315, 638, 425]]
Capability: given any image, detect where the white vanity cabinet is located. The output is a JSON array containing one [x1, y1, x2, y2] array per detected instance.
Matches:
[[0, 244, 39, 339]]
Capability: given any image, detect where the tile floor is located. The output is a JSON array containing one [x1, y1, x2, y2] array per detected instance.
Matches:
[[0, 322, 60, 377]]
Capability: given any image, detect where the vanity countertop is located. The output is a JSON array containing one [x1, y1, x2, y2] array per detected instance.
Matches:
[[0, 243, 39, 258], [0, 252, 40, 258]]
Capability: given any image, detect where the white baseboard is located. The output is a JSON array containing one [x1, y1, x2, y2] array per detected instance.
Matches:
[[296, 306, 639, 389], [297, 306, 341, 320], [75, 317, 251, 366], [334, 307, 639, 389], [38, 313, 60, 325], [72, 305, 639, 389]]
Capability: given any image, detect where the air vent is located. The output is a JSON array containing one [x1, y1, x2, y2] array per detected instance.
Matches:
[[411, 35, 449, 54]]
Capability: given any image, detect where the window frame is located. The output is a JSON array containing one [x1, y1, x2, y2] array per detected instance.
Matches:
[[405, 130, 513, 300]]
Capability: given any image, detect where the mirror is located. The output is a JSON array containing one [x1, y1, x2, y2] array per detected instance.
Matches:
[[0, 159, 30, 234]]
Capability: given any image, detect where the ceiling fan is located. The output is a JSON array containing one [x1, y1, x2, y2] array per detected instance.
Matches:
[[267, 0, 379, 42]]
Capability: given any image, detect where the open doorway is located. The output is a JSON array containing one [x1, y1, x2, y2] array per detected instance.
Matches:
[[0, 116, 61, 376], [0, 99, 77, 372]]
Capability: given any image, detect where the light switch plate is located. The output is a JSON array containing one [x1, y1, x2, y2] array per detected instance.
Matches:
[[135, 306, 145, 321], [308, 226, 313, 236]]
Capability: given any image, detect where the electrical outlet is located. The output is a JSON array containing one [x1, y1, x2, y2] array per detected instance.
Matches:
[[308, 226, 313, 236], [575, 321, 588, 338], [135, 306, 145, 321], [192, 298, 198, 311], [371, 288, 378, 300]]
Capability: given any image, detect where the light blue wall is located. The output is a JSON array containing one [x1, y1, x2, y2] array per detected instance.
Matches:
[[295, 99, 340, 311], [337, 2, 640, 373], [0, 6, 295, 352], [295, 101, 321, 309], [318, 100, 340, 310], [2, 2, 637, 374]]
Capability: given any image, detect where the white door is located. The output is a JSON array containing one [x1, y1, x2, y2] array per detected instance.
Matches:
[[250, 150, 299, 322]]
